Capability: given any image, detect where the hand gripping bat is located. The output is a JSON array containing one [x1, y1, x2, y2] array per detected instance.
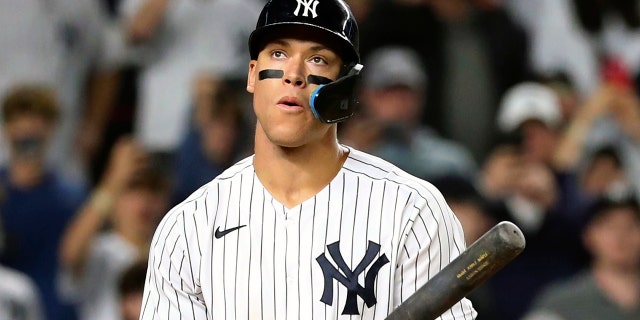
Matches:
[[386, 221, 526, 320]]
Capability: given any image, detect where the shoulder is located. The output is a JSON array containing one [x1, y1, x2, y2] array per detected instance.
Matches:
[[214, 155, 255, 181], [147, 157, 256, 268], [182, 154, 254, 197], [159, 155, 255, 226], [412, 130, 477, 174], [524, 271, 599, 320], [414, 130, 474, 160], [531, 271, 596, 309], [345, 147, 443, 191], [344, 147, 449, 210]]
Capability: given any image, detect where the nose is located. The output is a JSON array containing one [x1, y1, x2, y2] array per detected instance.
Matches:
[[282, 56, 306, 87]]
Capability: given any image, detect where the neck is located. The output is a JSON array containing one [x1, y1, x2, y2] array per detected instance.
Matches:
[[253, 125, 348, 208], [593, 263, 640, 310], [9, 161, 45, 188]]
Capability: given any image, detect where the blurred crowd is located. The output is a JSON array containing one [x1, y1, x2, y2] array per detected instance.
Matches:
[[2, 0, 640, 319]]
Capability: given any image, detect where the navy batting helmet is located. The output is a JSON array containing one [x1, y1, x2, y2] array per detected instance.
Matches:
[[248, 0, 360, 65]]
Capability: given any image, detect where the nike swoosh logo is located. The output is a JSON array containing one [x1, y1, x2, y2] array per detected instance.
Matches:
[[215, 225, 247, 239]]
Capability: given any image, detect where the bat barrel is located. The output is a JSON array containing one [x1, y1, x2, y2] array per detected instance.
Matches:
[[386, 221, 526, 320]]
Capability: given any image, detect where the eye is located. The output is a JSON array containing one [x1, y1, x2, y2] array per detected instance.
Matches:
[[271, 50, 286, 59], [310, 56, 327, 65]]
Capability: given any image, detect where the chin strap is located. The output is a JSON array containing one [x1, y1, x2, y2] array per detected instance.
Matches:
[[309, 63, 363, 123]]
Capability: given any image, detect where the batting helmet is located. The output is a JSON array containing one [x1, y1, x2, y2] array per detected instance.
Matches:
[[248, 0, 360, 65]]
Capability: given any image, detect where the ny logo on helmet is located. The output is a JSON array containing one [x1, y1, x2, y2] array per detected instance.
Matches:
[[294, 0, 319, 18]]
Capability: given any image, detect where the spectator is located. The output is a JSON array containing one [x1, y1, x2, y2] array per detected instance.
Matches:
[[0, 213, 44, 320], [476, 136, 523, 202], [60, 137, 169, 320], [516, 0, 640, 98], [429, 0, 532, 160], [358, 0, 441, 117], [359, 0, 530, 160], [522, 191, 640, 320], [339, 45, 477, 180], [171, 77, 253, 205], [579, 146, 629, 199], [0, 84, 88, 320], [479, 82, 592, 319], [496, 81, 590, 223], [432, 174, 498, 320], [0, 0, 120, 184], [117, 260, 148, 320], [496, 82, 563, 166], [538, 72, 582, 125], [553, 81, 640, 202], [432, 174, 496, 246], [119, 0, 262, 171]]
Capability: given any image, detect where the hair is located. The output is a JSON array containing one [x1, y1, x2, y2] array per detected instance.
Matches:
[[431, 174, 483, 204], [2, 84, 60, 124], [587, 145, 623, 169], [118, 260, 149, 297], [206, 80, 253, 158], [126, 166, 171, 194], [210, 82, 246, 125], [584, 193, 640, 227]]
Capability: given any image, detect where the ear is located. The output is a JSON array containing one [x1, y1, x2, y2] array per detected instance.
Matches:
[[247, 60, 257, 93]]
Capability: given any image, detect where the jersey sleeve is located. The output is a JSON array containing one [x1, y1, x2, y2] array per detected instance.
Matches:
[[140, 206, 208, 320], [394, 184, 477, 320]]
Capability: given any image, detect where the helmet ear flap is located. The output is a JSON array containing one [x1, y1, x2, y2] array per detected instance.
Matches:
[[310, 64, 363, 123]]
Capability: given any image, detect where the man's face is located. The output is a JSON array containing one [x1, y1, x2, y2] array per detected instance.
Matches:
[[361, 85, 423, 125], [584, 208, 640, 270], [582, 155, 626, 197], [247, 36, 343, 148], [519, 120, 557, 164], [3, 115, 53, 163], [114, 188, 168, 238]]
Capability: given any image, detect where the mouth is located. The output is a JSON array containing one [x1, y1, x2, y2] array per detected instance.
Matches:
[[277, 96, 304, 109]]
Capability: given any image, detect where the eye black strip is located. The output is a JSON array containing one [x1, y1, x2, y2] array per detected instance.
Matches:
[[307, 75, 333, 85], [259, 69, 284, 80], [258, 69, 333, 85]]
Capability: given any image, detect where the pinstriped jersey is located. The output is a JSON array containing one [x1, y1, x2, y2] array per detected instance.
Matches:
[[140, 147, 477, 320]]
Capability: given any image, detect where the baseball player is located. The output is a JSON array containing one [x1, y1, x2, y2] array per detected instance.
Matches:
[[140, 0, 477, 319]]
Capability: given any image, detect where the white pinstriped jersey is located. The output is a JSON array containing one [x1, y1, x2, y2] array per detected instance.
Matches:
[[140, 147, 477, 320]]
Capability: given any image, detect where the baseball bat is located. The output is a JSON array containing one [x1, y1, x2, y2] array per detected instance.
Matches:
[[386, 221, 526, 320]]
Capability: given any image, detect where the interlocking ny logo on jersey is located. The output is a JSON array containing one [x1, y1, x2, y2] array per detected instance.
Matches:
[[316, 241, 389, 315], [294, 0, 319, 18]]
